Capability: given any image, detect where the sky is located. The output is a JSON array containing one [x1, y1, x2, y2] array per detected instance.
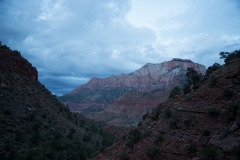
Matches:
[[0, 0, 240, 96]]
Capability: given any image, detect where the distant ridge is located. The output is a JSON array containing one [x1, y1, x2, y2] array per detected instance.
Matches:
[[59, 58, 206, 126]]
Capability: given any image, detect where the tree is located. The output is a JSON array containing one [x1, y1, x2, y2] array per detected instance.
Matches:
[[183, 84, 191, 95], [146, 147, 160, 158], [186, 68, 202, 85], [219, 50, 240, 64], [169, 86, 181, 98], [219, 52, 230, 59], [206, 63, 221, 76]]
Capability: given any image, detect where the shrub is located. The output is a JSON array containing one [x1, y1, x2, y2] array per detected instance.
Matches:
[[130, 129, 141, 143], [154, 133, 163, 145], [122, 134, 127, 140], [202, 129, 211, 136], [53, 131, 62, 140], [100, 146, 106, 152], [164, 108, 172, 118], [119, 151, 129, 160], [32, 121, 42, 131], [185, 94, 192, 102], [143, 130, 151, 138], [210, 75, 218, 87], [186, 68, 203, 85], [231, 146, 240, 159], [183, 84, 191, 95], [227, 103, 239, 122], [3, 109, 12, 115], [42, 113, 47, 119], [151, 107, 162, 120], [125, 137, 134, 148], [0, 43, 10, 50], [207, 107, 219, 118], [219, 50, 240, 64], [169, 117, 180, 128], [138, 121, 142, 127], [8, 151, 18, 160], [223, 88, 234, 98], [126, 129, 141, 148], [184, 119, 191, 126], [67, 128, 76, 139], [26, 113, 36, 122], [30, 131, 42, 145], [206, 63, 221, 76], [83, 134, 91, 142], [14, 130, 25, 142], [187, 143, 198, 153], [169, 86, 181, 98], [142, 112, 149, 120], [4, 142, 14, 151], [146, 147, 160, 158], [201, 146, 217, 160]]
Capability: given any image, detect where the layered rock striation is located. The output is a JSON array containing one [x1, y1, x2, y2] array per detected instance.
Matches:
[[70, 58, 205, 94], [59, 58, 206, 126], [0, 48, 38, 81]]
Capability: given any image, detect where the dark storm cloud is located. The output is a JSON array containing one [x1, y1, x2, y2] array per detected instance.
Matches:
[[0, 0, 240, 95]]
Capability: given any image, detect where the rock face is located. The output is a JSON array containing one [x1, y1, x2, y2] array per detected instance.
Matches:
[[0, 48, 38, 81], [59, 58, 206, 126], [70, 58, 205, 94]]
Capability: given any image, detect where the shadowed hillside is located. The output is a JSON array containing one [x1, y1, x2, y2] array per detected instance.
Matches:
[[97, 50, 240, 160], [0, 43, 117, 160]]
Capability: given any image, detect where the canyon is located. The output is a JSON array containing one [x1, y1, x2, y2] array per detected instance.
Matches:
[[59, 58, 206, 126], [97, 53, 240, 160]]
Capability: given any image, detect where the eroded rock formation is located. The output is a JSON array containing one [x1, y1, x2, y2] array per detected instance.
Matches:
[[59, 58, 206, 126], [70, 59, 205, 94]]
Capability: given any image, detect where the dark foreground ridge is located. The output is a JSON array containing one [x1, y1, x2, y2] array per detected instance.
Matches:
[[97, 50, 240, 160], [0, 42, 117, 160], [0, 42, 38, 81]]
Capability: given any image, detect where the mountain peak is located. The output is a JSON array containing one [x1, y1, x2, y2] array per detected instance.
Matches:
[[59, 58, 206, 126]]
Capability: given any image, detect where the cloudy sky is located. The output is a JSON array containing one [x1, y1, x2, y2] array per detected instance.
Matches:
[[1, 0, 240, 95]]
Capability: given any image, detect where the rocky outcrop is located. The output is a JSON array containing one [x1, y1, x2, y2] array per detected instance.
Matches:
[[59, 58, 206, 126], [70, 59, 205, 94], [209, 135, 240, 152], [0, 48, 38, 81]]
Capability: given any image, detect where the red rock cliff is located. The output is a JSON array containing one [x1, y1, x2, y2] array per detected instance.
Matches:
[[70, 58, 206, 94], [0, 48, 38, 81]]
